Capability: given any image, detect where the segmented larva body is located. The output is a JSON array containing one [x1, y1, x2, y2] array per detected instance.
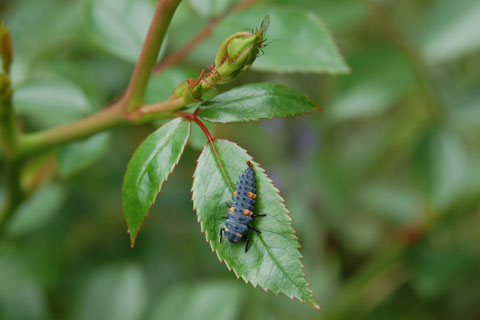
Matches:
[[220, 161, 265, 252]]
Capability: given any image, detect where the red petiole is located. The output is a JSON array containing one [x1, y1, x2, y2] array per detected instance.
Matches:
[[177, 109, 233, 191]]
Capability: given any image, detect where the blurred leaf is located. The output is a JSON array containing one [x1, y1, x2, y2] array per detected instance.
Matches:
[[188, 0, 236, 18], [87, 0, 164, 63], [19, 152, 56, 193], [5, 0, 82, 61], [73, 264, 147, 320], [451, 91, 480, 135], [0, 255, 50, 320], [57, 133, 111, 177], [149, 281, 244, 320], [144, 67, 199, 104], [418, 0, 480, 63], [410, 241, 477, 299], [211, 6, 349, 73], [6, 183, 65, 238], [271, 0, 365, 31], [192, 139, 319, 308], [329, 47, 414, 121], [199, 83, 318, 123], [413, 127, 469, 210], [123, 118, 191, 246], [356, 182, 420, 224], [14, 79, 91, 128]]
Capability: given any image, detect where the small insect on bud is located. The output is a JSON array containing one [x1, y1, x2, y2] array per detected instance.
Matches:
[[214, 15, 270, 84]]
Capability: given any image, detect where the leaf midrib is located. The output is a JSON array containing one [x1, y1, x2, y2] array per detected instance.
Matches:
[[134, 121, 187, 197], [213, 153, 307, 295], [203, 92, 307, 110]]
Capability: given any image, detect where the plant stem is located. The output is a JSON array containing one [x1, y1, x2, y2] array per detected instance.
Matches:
[[178, 110, 233, 191], [0, 0, 186, 234], [17, 97, 187, 157], [0, 158, 24, 236], [0, 77, 17, 157], [123, 0, 182, 112], [17, 102, 126, 157], [138, 97, 184, 114], [153, 0, 258, 74], [154, 17, 221, 74]]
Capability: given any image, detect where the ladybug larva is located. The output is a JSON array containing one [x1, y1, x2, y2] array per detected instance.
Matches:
[[220, 160, 266, 252]]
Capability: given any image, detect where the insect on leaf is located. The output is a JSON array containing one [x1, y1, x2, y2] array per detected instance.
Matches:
[[260, 15, 270, 36], [123, 118, 191, 246], [192, 139, 319, 309]]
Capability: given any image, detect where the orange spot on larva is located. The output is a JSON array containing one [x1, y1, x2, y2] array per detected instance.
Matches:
[[229, 207, 234, 212], [243, 209, 253, 216]]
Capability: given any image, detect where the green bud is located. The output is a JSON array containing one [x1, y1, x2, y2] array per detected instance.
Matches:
[[171, 81, 189, 99], [169, 17, 270, 102], [170, 72, 212, 104], [214, 31, 263, 84]]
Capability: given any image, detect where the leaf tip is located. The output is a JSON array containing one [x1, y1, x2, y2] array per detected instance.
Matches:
[[129, 233, 137, 248]]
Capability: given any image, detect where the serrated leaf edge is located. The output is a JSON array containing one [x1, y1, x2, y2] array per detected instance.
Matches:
[[251, 4, 350, 75], [124, 120, 191, 247], [191, 139, 320, 309], [199, 82, 322, 124]]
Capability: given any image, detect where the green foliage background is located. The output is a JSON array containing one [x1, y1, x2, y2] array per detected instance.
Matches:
[[1, 0, 480, 319]]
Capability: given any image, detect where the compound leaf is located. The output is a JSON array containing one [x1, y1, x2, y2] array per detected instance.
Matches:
[[192, 139, 319, 309], [123, 118, 190, 246], [198, 83, 319, 123], [214, 6, 349, 74]]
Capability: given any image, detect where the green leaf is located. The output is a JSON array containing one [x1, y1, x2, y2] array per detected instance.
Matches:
[[355, 181, 421, 224], [192, 139, 319, 308], [188, 0, 236, 18], [212, 6, 349, 74], [328, 46, 414, 121], [148, 281, 244, 320], [14, 79, 91, 128], [6, 183, 65, 238], [73, 264, 147, 320], [123, 118, 191, 246], [412, 127, 469, 210], [57, 133, 111, 177], [5, 0, 82, 61], [0, 255, 50, 320], [87, 0, 165, 63], [418, 0, 480, 63], [198, 82, 319, 123]]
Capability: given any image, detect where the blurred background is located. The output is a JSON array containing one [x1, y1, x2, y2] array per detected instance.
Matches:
[[1, 0, 480, 319]]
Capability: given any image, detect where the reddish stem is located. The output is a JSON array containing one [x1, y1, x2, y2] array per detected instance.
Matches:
[[177, 111, 233, 191], [153, 0, 259, 74], [154, 18, 220, 74]]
